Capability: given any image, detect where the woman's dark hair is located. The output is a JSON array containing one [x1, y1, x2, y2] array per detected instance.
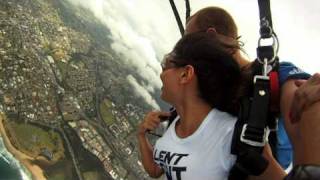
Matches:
[[171, 32, 247, 116]]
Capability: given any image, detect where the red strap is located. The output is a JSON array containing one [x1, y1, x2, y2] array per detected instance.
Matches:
[[269, 71, 280, 112]]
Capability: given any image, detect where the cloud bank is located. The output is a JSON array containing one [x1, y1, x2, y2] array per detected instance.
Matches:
[[126, 75, 160, 110], [66, 0, 181, 108], [66, 0, 320, 109]]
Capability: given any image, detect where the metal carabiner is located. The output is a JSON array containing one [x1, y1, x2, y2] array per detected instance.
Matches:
[[263, 58, 268, 77], [257, 33, 279, 65]]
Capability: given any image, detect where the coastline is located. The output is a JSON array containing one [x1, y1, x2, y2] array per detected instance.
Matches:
[[0, 115, 46, 180]]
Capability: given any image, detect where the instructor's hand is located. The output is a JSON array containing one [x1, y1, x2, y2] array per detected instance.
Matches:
[[290, 73, 320, 123]]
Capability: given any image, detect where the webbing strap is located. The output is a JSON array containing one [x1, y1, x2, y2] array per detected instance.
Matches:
[[185, 0, 191, 20], [229, 93, 270, 180], [247, 78, 270, 129], [258, 0, 273, 38], [229, 79, 271, 180], [168, 0, 185, 36], [229, 1, 279, 179]]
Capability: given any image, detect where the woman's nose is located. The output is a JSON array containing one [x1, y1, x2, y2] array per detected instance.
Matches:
[[160, 71, 164, 80]]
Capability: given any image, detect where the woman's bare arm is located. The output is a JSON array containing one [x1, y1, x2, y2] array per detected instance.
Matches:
[[137, 111, 170, 178]]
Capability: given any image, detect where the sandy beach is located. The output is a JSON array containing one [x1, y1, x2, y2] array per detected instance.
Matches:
[[0, 115, 46, 180]]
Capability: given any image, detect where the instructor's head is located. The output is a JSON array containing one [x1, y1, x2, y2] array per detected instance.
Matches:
[[185, 6, 251, 67], [185, 6, 238, 39]]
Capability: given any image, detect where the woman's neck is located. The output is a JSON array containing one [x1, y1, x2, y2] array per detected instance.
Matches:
[[174, 99, 212, 138]]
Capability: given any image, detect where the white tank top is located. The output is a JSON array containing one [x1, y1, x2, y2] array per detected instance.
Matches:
[[153, 109, 236, 180]]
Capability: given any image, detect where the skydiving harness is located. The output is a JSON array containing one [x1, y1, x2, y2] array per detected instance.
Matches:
[[228, 0, 280, 179], [165, 1, 280, 179]]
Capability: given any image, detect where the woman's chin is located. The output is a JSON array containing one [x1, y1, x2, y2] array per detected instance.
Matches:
[[160, 93, 168, 102]]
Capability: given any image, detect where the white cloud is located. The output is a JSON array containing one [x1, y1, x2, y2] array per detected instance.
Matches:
[[66, 0, 320, 105], [66, 0, 172, 92], [126, 75, 160, 110]]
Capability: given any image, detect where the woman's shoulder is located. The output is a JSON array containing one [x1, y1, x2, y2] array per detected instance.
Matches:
[[208, 109, 237, 171], [209, 109, 237, 127], [204, 109, 237, 142]]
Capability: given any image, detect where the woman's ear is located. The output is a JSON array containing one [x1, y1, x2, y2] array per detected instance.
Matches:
[[206, 27, 217, 35], [180, 65, 195, 84]]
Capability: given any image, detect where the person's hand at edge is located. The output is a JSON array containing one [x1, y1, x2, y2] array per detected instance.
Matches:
[[290, 73, 320, 123]]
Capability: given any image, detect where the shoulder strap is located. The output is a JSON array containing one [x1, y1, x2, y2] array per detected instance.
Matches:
[[166, 107, 177, 129], [168, 0, 191, 36], [258, 0, 273, 38], [168, 0, 184, 36]]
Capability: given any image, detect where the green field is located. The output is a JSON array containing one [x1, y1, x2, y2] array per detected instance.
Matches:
[[7, 121, 65, 161], [83, 171, 100, 180], [99, 99, 116, 126]]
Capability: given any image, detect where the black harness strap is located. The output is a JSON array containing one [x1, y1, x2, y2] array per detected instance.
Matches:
[[166, 107, 177, 128], [258, 0, 273, 38], [229, 0, 280, 179], [168, 0, 185, 36], [185, 0, 191, 20], [229, 77, 272, 179], [242, 76, 270, 146]]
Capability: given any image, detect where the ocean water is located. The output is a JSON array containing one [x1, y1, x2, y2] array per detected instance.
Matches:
[[0, 137, 31, 180], [0, 158, 21, 180]]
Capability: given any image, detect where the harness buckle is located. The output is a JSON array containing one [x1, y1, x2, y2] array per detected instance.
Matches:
[[254, 75, 270, 84], [240, 124, 270, 147]]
